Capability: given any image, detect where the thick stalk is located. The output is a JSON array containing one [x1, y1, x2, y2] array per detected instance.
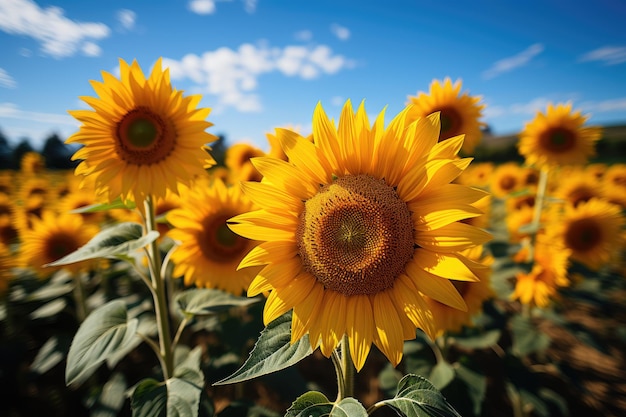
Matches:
[[144, 196, 174, 380], [340, 335, 355, 400]]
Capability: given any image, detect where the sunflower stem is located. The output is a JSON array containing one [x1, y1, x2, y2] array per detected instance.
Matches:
[[528, 167, 549, 262], [341, 335, 355, 400], [144, 196, 175, 380], [331, 349, 345, 402], [72, 272, 88, 323]]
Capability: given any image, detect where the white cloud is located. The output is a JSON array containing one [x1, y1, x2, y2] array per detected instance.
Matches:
[[243, 0, 258, 13], [579, 46, 626, 65], [579, 97, 626, 113], [0, 0, 110, 59], [482, 43, 544, 79], [0, 102, 80, 145], [163, 42, 355, 112], [189, 0, 216, 15], [294, 30, 313, 42], [0, 68, 17, 89], [0, 102, 78, 125], [330, 23, 350, 41], [330, 96, 344, 107], [117, 9, 136, 31], [81, 41, 101, 57]]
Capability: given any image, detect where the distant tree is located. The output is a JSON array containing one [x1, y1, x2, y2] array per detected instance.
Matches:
[[42, 132, 76, 169], [210, 134, 227, 167], [0, 129, 13, 169], [12, 139, 34, 170]]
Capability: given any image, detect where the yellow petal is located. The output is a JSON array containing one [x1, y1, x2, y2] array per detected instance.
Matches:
[[372, 292, 405, 366], [405, 260, 468, 311], [346, 294, 373, 371]]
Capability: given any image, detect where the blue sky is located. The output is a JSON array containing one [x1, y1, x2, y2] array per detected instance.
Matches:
[[1, 0, 625, 152]]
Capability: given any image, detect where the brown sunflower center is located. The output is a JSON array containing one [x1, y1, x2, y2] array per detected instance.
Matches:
[[565, 218, 602, 252], [297, 174, 414, 296], [568, 187, 596, 207], [540, 127, 576, 153], [499, 175, 517, 192], [199, 213, 250, 262], [46, 233, 80, 262], [439, 107, 462, 140], [116, 107, 176, 165]]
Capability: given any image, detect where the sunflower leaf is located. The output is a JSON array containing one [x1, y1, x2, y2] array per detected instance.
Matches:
[[70, 198, 136, 213], [213, 311, 313, 385], [285, 391, 330, 417], [510, 315, 551, 356], [175, 288, 260, 317], [66, 300, 139, 387], [46, 222, 158, 266], [379, 374, 462, 417], [289, 398, 368, 417], [130, 347, 207, 417]]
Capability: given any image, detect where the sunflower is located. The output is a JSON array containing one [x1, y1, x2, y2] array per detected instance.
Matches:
[[225, 143, 265, 183], [407, 78, 485, 154], [0, 243, 15, 296], [20, 151, 46, 175], [19, 210, 99, 277], [0, 171, 15, 196], [66, 58, 216, 206], [424, 246, 494, 336], [167, 178, 260, 295], [551, 198, 625, 270], [456, 162, 494, 189], [518, 102, 602, 168], [554, 171, 602, 208], [511, 232, 570, 308], [490, 162, 523, 198], [229, 100, 491, 370], [17, 177, 50, 204]]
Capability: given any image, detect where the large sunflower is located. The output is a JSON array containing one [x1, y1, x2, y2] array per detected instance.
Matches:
[[167, 178, 260, 295], [19, 210, 99, 277], [518, 102, 602, 168], [229, 100, 491, 370], [407, 78, 485, 154], [66, 58, 216, 206]]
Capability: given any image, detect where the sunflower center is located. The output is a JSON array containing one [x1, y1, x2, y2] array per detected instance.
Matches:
[[565, 218, 601, 252], [541, 127, 576, 153], [499, 175, 517, 192], [297, 174, 414, 296], [46, 233, 80, 262], [200, 213, 250, 262], [439, 107, 462, 140], [116, 107, 176, 165]]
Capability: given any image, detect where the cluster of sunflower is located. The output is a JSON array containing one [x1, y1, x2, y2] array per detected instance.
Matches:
[[0, 59, 625, 417]]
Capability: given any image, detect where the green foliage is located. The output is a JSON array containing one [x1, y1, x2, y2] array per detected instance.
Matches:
[[378, 374, 462, 417], [131, 347, 209, 417], [46, 222, 158, 266], [215, 311, 313, 385], [175, 288, 260, 318], [65, 299, 139, 386]]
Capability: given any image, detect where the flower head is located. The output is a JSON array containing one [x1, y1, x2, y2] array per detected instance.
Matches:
[[67, 58, 216, 206], [407, 78, 485, 154], [229, 100, 491, 370], [518, 103, 601, 168], [167, 178, 260, 294]]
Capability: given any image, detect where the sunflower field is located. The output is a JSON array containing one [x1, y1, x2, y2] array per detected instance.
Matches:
[[1, 60, 625, 417]]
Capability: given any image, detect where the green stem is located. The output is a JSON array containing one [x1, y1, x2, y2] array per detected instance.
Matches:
[[72, 272, 88, 323], [527, 167, 549, 262], [331, 349, 345, 402], [341, 335, 355, 400], [144, 196, 174, 380]]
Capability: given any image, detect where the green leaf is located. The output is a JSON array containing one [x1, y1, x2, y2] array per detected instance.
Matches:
[[428, 361, 455, 390], [175, 288, 259, 317], [31, 336, 65, 374], [71, 198, 135, 213], [66, 299, 139, 386], [131, 347, 205, 417], [30, 298, 67, 319], [91, 373, 128, 417], [213, 311, 313, 385], [510, 315, 550, 356], [328, 398, 369, 417], [451, 329, 502, 349], [455, 365, 486, 416], [380, 374, 462, 417], [285, 391, 330, 417], [47, 222, 159, 266]]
